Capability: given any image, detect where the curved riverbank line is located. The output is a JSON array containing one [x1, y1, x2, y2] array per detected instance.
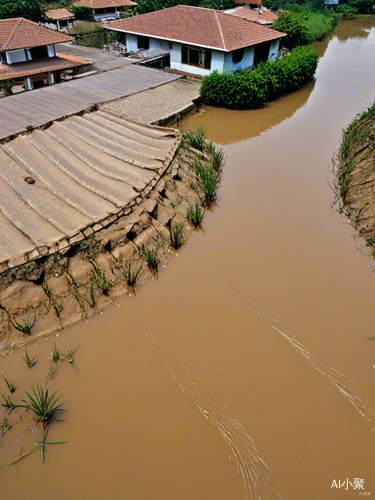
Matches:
[[0, 118, 224, 353], [332, 101, 375, 256]]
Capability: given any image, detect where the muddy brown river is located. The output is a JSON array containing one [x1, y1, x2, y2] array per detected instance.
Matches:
[[1, 18, 375, 500]]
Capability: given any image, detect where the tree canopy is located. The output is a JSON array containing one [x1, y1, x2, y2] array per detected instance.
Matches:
[[0, 0, 42, 21]]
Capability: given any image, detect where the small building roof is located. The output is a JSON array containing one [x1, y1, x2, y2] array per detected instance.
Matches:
[[45, 8, 75, 21], [71, 0, 136, 8], [231, 7, 278, 24], [0, 18, 73, 52], [105, 5, 286, 52]]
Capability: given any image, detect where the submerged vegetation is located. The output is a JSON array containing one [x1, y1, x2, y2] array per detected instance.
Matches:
[[200, 46, 318, 110], [332, 101, 375, 257], [0, 343, 79, 465]]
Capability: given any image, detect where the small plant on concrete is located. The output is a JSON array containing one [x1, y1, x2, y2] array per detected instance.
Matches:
[[139, 244, 160, 274], [170, 222, 185, 250], [4, 378, 16, 394], [80, 236, 98, 262], [120, 261, 142, 288], [90, 267, 112, 295], [186, 204, 205, 228], [12, 311, 38, 335], [1, 393, 17, 414], [64, 347, 79, 375], [182, 126, 206, 152], [22, 349, 37, 369]]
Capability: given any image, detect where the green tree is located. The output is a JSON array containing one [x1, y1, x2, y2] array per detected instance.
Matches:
[[0, 0, 42, 21], [273, 11, 311, 49], [72, 6, 94, 20]]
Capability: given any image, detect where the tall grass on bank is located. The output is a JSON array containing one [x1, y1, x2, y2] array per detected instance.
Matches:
[[200, 45, 318, 110]]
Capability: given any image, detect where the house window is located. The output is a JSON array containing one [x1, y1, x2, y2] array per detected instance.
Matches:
[[232, 48, 244, 64], [137, 36, 149, 50], [181, 45, 212, 70]]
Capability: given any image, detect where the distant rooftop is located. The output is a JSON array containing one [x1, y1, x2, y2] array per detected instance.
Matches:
[[45, 8, 75, 21], [231, 7, 278, 24], [70, 0, 137, 8], [0, 18, 73, 52], [105, 5, 286, 52]]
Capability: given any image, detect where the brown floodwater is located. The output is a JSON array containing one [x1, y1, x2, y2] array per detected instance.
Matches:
[[1, 18, 375, 500]]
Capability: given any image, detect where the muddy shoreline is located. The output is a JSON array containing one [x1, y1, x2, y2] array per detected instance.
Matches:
[[0, 142, 218, 354]]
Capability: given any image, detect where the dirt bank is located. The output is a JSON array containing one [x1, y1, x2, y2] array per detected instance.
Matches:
[[0, 133, 223, 354], [332, 101, 375, 256]]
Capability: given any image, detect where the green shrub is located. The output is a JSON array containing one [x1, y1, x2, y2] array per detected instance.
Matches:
[[273, 11, 311, 49], [72, 5, 94, 20], [336, 4, 358, 18], [200, 46, 318, 110], [304, 12, 338, 41]]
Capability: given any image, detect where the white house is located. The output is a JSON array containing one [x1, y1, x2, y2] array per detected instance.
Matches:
[[70, 0, 137, 22], [104, 5, 286, 77]]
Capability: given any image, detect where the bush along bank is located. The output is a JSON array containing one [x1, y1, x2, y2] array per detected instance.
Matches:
[[331, 101, 375, 257], [200, 45, 318, 110]]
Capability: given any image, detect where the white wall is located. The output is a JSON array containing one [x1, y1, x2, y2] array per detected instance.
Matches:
[[170, 42, 224, 77], [125, 34, 169, 52], [47, 44, 55, 58], [223, 46, 254, 72], [268, 39, 280, 61]]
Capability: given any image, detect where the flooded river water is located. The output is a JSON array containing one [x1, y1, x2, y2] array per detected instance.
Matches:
[[1, 18, 375, 500]]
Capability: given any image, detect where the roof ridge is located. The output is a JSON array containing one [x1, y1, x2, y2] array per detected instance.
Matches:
[[214, 10, 226, 51], [3, 18, 23, 51]]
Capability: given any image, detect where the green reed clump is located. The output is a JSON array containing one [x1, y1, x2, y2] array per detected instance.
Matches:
[[182, 126, 206, 152], [170, 222, 185, 250], [139, 244, 160, 274], [47, 364, 61, 380], [186, 204, 205, 228], [12, 311, 38, 335], [193, 159, 222, 208], [51, 343, 60, 364], [1, 393, 17, 414], [22, 349, 37, 369], [119, 261, 142, 288], [64, 347, 79, 375], [207, 142, 226, 173], [90, 267, 112, 295], [4, 378, 16, 394]]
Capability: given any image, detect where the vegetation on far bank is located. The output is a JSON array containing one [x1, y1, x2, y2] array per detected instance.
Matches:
[[332, 101, 375, 256], [200, 45, 318, 110]]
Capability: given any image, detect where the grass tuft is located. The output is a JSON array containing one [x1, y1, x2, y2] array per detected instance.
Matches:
[[64, 347, 79, 375], [182, 126, 206, 152], [170, 222, 185, 250], [12, 311, 38, 335], [192, 159, 222, 208], [119, 261, 142, 288], [1, 393, 17, 414], [186, 204, 205, 228], [139, 244, 160, 274], [22, 349, 37, 369], [4, 378, 16, 394], [90, 267, 112, 295]]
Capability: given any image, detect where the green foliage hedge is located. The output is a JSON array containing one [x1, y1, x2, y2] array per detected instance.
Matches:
[[273, 10, 337, 48], [200, 45, 318, 110], [72, 6, 94, 21]]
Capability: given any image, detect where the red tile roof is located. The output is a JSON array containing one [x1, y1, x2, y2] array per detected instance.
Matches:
[[105, 6, 286, 52], [0, 18, 73, 52], [45, 9, 75, 20], [231, 7, 278, 24], [71, 0, 136, 8], [0, 53, 88, 81]]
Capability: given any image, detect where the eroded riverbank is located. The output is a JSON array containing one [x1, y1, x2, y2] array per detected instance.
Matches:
[[0, 18, 375, 500]]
